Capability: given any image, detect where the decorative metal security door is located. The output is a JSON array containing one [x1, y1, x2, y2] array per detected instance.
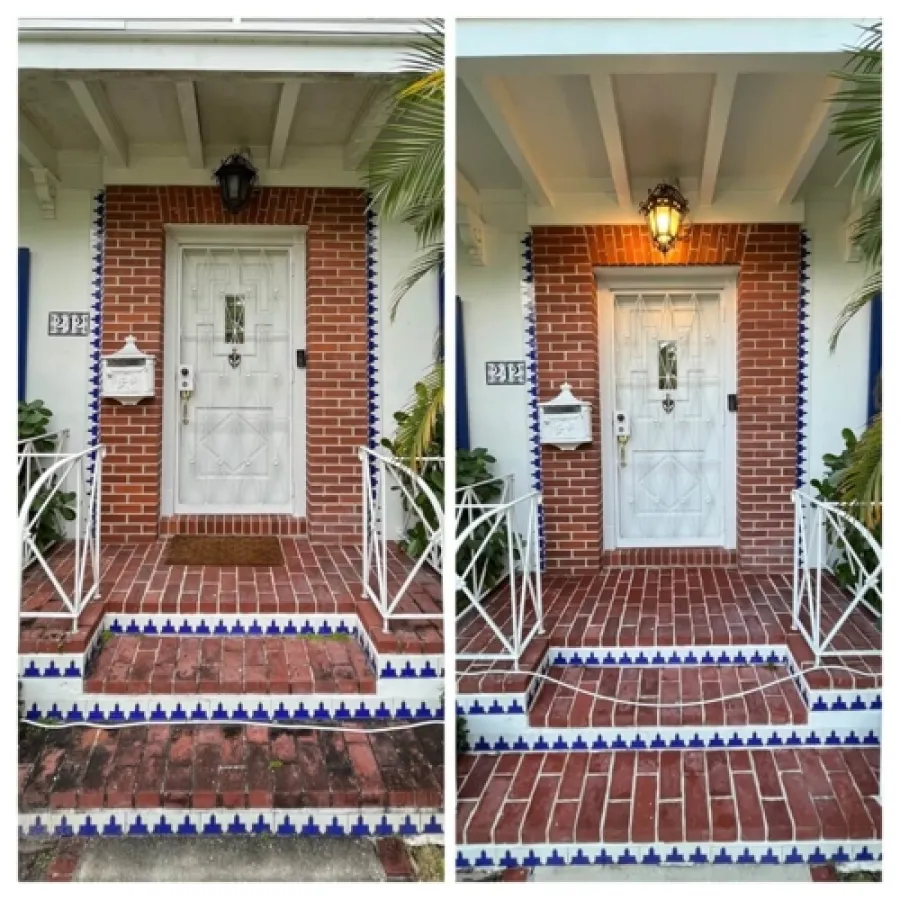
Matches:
[[611, 290, 730, 546], [177, 246, 292, 511]]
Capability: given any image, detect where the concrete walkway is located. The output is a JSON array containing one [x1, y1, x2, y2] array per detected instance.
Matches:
[[73, 837, 387, 881], [532, 864, 813, 882]]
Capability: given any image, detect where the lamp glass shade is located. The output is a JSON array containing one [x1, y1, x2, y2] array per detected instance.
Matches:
[[213, 154, 258, 214], [639, 183, 689, 254]]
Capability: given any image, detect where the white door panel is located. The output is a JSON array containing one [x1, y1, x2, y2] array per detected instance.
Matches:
[[612, 290, 728, 545], [177, 247, 292, 511]]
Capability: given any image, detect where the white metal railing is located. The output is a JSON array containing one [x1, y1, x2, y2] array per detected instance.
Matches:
[[359, 447, 444, 631], [18, 445, 105, 631], [18, 429, 69, 569], [455, 473, 514, 606], [456, 489, 544, 664], [792, 489, 882, 663]]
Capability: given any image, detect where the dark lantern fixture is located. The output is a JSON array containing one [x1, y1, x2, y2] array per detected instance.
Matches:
[[213, 151, 258, 214]]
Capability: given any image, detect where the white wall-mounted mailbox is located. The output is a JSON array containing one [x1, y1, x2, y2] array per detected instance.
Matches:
[[539, 382, 592, 450], [101, 335, 155, 405]]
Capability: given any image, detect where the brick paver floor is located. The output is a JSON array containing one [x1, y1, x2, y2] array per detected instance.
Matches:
[[457, 747, 881, 846]]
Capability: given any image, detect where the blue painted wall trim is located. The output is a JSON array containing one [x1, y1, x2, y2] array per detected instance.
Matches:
[[437, 264, 469, 450], [18, 248, 31, 402], [867, 292, 882, 423], [796, 230, 811, 488]]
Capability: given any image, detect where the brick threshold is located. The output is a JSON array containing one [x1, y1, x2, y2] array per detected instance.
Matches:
[[159, 516, 307, 537]]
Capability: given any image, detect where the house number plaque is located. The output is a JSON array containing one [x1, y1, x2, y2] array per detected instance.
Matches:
[[485, 361, 526, 385], [48, 312, 89, 336]]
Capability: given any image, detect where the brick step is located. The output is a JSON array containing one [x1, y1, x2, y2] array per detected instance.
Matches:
[[456, 747, 881, 863], [159, 515, 306, 536], [85, 633, 376, 695], [529, 665, 807, 730], [19, 720, 443, 816], [787, 634, 881, 692]]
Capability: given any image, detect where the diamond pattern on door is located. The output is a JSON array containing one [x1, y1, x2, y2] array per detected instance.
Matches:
[[613, 291, 725, 544], [178, 247, 291, 510]]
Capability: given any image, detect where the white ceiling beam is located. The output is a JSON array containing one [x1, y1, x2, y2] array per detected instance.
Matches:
[[463, 75, 553, 207], [67, 79, 128, 168], [777, 79, 839, 205], [588, 74, 631, 210], [174, 80, 204, 169], [18, 110, 60, 181], [268, 81, 302, 169], [344, 83, 392, 171], [699, 72, 738, 207]]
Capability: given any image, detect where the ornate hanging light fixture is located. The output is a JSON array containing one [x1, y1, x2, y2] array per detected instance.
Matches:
[[213, 151, 258, 214], [638, 181, 689, 254]]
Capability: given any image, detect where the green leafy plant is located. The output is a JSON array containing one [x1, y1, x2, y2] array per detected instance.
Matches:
[[382, 383, 513, 611], [810, 428, 882, 611], [18, 400, 76, 556], [456, 712, 469, 758], [825, 22, 882, 517]]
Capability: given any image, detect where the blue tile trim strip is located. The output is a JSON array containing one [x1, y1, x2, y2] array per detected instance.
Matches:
[[86, 190, 105, 490], [455, 842, 881, 869], [462, 729, 880, 752], [20, 809, 444, 840], [23, 698, 443, 724], [365, 202, 380, 466], [797, 228, 810, 488], [521, 232, 545, 567]]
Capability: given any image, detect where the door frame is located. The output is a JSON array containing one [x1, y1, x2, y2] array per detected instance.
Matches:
[[596, 266, 738, 550], [161, 224, 307, 517]]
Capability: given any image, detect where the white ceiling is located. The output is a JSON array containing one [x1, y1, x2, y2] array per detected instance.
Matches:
[[458, 51, 860, 225], [19, 69, 397, 180]]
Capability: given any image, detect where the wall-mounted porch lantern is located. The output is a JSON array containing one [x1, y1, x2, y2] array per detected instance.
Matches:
[[213, 151, 258, 214], [638, 181, 689, 254]]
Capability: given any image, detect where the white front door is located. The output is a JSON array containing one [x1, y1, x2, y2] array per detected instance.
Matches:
[[605, 282, 735, 547], [176, 246, 294, 512]]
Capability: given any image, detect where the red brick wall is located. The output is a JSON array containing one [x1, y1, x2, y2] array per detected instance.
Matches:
[[532, 223, 800, 573], [101, 186, 367, 542]]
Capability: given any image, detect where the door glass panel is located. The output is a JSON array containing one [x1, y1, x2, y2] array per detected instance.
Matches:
[[224, 294, 245, 344], [658, 340, 677, 390]]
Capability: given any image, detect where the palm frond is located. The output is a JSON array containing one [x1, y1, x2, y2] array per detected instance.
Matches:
[[829, 268, 882, 351], [393, 363, 445, 470], [359, 19, 444, 317], [849, 196, 881, 268], [389, 243, 444, 319], [834, 414, 882, 528]]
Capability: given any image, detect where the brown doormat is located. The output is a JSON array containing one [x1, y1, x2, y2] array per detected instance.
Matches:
[[163, 536, 285, 567]]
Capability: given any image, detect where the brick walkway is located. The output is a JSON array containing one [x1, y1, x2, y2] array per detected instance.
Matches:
[[458, 567, 880, 662], [20, 722, 443, 811], [529, 665, 807, 730], [20, 538, 442, 656], [85, 634, 377, 694], [457, 748, 881, 846]]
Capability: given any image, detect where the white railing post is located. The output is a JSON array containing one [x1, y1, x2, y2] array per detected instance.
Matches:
[[791, 489, 881, 665], [19, 444, 104, 631], [357, 447, 444, 631]]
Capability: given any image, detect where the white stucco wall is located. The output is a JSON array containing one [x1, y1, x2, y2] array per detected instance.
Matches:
[[803, 199, 872, 487], [19, 187, 96, 456], [457, 230, 533, 511]]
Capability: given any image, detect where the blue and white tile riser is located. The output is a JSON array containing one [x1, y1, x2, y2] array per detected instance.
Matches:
[[19, 611, 444, 720], [457, 641, 881, 751], [463, 724, 880, 754], [23, 694, 444, 725], [21, 808, 443, 841], [456, 840, 881, 870]]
